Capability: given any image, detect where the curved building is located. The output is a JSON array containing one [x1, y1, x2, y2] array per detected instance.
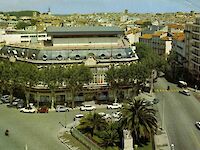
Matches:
[[0, 26, 138, 107]]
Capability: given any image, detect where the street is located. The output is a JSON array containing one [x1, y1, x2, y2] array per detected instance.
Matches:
[[0, 105, 114, 150], [155, 78, 200, 150]]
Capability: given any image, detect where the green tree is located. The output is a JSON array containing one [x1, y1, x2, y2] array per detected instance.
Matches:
[[105, 65, 119, 102], [77, 112, 107, 137], [16, 21, 30, 29], [99, 122, 120, 149], [18, 62, 39, 107], [40, 65, 64, 108], [64, 65, 92, 108], [120, 98, 158, 146]]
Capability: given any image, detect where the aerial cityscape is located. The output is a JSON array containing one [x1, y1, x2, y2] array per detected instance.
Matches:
[[0, 0, 200, 150]]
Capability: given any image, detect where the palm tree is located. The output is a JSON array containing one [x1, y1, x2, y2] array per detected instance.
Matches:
[[120, 97, 157, 146], [99, 122, 120, 149], [77, 112, 107, 137]]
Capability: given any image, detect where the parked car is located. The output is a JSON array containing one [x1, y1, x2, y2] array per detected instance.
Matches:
[[112, 111, 122, 119], [6, 103, 16, 108], [107, 103, 122, 109], [102, 113, 112, 120], [12, 99, 23, 106], [80, 105, 96, 111], [0, 100, 3, 104], [179, 89, 190, 96], [153, 98, 159, 104], [98, 112, 106, 116], [20, 106, 36, 113], [1, 95, 10, 103], [56, 105, 70, 112], [17, 102, 25, 109], [75, 114, 84, 120], [195, 121, 200, 130], [37, 106, 49, 113]]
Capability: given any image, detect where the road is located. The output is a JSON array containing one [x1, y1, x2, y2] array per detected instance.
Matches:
[[155, 78, 200, 150], [0, 105, 114, 150]]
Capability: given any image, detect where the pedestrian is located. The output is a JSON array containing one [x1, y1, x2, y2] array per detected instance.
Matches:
[[195, 85, 198, 92], [171, 143, 175, 150]]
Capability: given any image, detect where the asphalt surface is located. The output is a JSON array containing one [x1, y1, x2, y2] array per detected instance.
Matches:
[[155, 78, 200, 150], [0, 105, 115, 150]]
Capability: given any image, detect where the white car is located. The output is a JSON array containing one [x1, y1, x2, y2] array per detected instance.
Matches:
[[20, 106, 36, 113], [98, 112, 106, 116], [56, 105, 70, 112], [102, 114, 112, 120], [107, 103, 122, 109], [195, 121, 200, 130], [80, 105, 96, 111], [179, 89, 190, 96], [75, 114, 84, 120], [112, 111, 122, 119]]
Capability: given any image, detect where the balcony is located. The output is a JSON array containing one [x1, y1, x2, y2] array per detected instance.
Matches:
[[192, 44, 200, 49], [191, 52, 200, 59], [192, 37, 200, 42], [191, 59, 200, 65]]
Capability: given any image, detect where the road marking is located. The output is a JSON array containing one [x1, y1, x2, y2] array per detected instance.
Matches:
[[154, 89, 179, 93]]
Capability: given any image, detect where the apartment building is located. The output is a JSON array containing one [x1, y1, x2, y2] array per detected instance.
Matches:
[[139, 31, 172, 56], [185, 17, 200, 82], [171, 32, 187, 80]]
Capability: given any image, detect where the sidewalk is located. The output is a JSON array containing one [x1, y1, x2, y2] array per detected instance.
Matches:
[[139, 92, 171, 150]]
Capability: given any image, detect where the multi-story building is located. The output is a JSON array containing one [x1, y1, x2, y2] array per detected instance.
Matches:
[[171, 32, 187, 80], [139, 31, 172, 56], [185, 17, 200, 83], [0, 26, 138, 106]]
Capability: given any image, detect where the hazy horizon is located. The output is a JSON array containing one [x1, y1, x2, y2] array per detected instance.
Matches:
[[0, 0, 200, 14]]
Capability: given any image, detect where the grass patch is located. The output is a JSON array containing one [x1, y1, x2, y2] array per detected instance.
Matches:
[[61, 132, 89, 150]]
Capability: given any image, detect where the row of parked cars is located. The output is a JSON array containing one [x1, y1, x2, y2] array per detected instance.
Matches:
[[1, 95, 25, 108]]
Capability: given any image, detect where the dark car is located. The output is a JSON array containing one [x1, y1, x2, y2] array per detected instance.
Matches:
[[153, 98, 159, 104], [37, 107, 49, 113]]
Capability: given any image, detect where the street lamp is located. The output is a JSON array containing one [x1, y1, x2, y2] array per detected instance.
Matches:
[[161, 93, 165, 130]]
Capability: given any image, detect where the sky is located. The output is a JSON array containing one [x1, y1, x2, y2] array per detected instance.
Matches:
[[0, 0, 200, 14]]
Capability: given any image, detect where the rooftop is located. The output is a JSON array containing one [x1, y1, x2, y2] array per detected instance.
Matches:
[[46, 26, 123, 35], [140, 34, 152, 39]]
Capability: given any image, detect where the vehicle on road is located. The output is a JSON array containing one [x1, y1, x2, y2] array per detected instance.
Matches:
[[12, 99, 23, 106], [179, 89, 190, 96], [80, 105, 96, 111], [37, 106, 48, 113], [98, 112, 106, 116], [112, 111, 122, 119], [102, 113, 112, 120], [178, 81, 187, 88], [195, 121, 200, 130], [153, 98, 159, 104], [1, 95, 10, 103], [56, 105, 70, 112], [20, 106, 36, 113], [107, 103, 122, 109], [17, 102, 24, 109], [74, 114, 84, 120]]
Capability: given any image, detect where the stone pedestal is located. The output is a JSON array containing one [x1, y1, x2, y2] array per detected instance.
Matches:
[[123, 130, 133, 150]]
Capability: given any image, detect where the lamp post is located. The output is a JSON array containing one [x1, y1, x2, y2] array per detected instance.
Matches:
[[161, 93, 165, 130]]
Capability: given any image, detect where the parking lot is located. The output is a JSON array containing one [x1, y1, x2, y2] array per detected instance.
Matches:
[[0, 104, 118, 150]]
